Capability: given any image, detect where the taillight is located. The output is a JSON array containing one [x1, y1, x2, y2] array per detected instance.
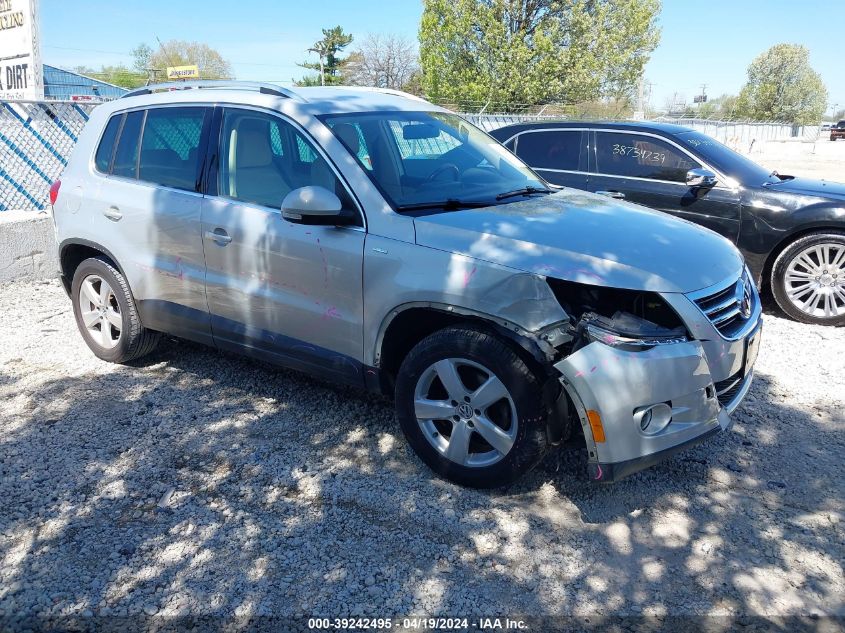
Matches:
[[49, 180, 61, 206]]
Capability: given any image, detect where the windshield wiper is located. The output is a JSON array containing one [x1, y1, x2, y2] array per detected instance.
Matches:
[[395, 199, 492, 211], [495, 186, 551, 201]]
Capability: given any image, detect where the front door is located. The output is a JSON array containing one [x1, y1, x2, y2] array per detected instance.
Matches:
[[587, 130, 741, 242], [201, 107, 367, 386]]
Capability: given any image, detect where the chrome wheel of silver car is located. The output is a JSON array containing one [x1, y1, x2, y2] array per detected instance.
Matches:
[[78, 274, 122, 349], [413, 358, 518, 468], [783, 243, 845, 319]]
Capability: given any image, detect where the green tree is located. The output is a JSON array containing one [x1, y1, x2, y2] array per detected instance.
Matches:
[[694, 94, 740, 119], [735, 44, 828, 124], [131, 44, 153, 73], [74, 65, 147, 89], [419, 0, 660, 112], [135, 40, 234, 81], [299, 26, 354, 86]]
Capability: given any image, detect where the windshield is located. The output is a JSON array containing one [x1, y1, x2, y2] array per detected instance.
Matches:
[[678, 131, 780, 185], [320, 111, 547, 210]]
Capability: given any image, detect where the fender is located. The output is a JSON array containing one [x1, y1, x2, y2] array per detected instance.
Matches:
[[739, 199, 845, 283], [373, 301, 567, 371]]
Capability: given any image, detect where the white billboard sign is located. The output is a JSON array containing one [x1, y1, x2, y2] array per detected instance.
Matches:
[[0, 0, 43, 101]]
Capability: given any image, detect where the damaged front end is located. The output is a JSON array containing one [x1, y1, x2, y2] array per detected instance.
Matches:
[[540, 278, 754, 483]]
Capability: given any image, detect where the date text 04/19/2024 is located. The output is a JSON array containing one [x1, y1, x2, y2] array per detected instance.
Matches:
[[307, 617, 528, 630]]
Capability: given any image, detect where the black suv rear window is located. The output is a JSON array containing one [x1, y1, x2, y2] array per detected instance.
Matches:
[[515, 130, 582, 171]]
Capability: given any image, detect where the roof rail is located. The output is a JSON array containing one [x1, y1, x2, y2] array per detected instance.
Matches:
[[122, 81, 298, 100], [330, 86, 429, 103]]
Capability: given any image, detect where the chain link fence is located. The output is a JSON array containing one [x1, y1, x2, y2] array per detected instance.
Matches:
[[0, 101, 95, 212]]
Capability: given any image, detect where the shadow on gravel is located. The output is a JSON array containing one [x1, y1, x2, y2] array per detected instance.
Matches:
[[0, 338, 842, 622]]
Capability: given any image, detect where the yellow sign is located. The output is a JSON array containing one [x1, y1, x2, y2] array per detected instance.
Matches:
[[166, 65, 199, 80]]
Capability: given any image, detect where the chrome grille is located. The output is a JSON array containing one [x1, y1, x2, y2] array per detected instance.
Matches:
[[692, 273, 754, 339]]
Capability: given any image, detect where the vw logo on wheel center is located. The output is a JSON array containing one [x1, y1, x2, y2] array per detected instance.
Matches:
[[457, 403, 474, 419]]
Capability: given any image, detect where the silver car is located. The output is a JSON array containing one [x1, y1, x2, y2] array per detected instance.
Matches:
[[50, 81, 762, 487]]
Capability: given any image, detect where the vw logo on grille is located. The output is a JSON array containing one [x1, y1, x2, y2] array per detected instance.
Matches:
[[740, 280, 752, 318]]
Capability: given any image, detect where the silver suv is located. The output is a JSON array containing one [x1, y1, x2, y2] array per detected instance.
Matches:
[[51, 81, 762, 487]]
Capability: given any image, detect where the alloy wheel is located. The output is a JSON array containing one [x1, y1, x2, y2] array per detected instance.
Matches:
[[784, 243, 845, 319], [413, 358, 518, 468], [78, 274, 122, 349]]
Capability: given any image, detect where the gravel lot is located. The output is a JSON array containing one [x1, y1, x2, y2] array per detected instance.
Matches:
[[751, 137, 845, 182], [0, 280, 843, 624]]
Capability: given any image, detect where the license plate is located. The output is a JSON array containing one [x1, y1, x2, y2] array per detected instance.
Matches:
[[744, 326, 761, 377]]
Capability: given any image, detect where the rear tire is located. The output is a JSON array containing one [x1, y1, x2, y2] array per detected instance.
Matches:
[[395, 326, 551, 488], [771, 232, 845, 326], [71, 257, 161, 362]]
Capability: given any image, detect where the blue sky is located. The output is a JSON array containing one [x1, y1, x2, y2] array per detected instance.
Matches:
[[40, 0, 844, 115]]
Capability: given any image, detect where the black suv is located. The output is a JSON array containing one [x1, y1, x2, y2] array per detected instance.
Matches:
[[831, 120, 845, 141], [490, 121, 845, 325]]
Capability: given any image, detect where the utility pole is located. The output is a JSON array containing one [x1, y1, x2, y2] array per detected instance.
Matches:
[[144, 68, 162, 86]]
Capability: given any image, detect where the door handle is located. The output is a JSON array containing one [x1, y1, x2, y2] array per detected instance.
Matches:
[[204, 229, 232, 245], [596, 190, 625, 200], [103, 206, 122, 221]]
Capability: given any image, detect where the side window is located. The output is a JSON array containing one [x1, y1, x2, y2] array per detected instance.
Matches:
[[595, 132, 699, 182], [328, 121, 372, 170], [94, 114, 122, 173], [218, 109, 359, 222], [515, 131, 582, 171], [112, 110, 144, 179], [139, 107, 207, 191]]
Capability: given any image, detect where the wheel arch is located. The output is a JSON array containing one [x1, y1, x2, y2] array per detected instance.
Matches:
[[760, 223, 845, 292], [59, 238, 125, 295], [374, 303, 554, 396]]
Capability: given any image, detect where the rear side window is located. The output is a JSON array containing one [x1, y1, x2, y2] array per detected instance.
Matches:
[[595, 132, 699, 182], [94, 115, 122, 173], [516, 130, 582, 171], [139, 107, 207, 191], [112, 111, 144, 179]]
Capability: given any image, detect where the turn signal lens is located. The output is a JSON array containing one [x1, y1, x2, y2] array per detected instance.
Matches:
[[586, 409, 606, 443]]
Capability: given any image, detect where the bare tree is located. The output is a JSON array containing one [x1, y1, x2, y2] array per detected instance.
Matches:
[[343, 34, 420, 91]]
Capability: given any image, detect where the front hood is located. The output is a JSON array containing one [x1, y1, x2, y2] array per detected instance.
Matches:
[[413, 189, 744, 294], [766, 177, 845, 200]]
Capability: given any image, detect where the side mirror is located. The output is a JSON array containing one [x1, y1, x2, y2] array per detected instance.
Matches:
[[686, 168, 718, 188], [281, 186, 342, 222]]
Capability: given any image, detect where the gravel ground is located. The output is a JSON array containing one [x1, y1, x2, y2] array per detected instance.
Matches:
[[0, 280, 843, 624], [750, 137, 845, 182]]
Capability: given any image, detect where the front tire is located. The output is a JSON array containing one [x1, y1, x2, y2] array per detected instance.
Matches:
[[771, 232, 845, 326], [71, 257, 161, 362], [395, 326, 551, 488]]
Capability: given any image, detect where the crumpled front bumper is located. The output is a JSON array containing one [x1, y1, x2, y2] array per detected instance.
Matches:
[[554, 337, 754, 483]]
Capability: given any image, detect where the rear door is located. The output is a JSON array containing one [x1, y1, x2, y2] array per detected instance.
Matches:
[[510, 129, 589, 190], [90, 105, 213, 343], [586, 130, 741, 242]]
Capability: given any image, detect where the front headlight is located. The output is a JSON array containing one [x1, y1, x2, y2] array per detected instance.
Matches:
[[576, 311, 688, 352]]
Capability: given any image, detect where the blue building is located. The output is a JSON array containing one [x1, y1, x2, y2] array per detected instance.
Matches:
[[43, 65, 128, 101]]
